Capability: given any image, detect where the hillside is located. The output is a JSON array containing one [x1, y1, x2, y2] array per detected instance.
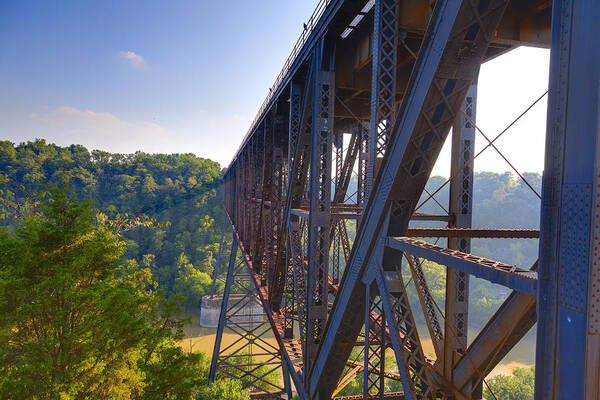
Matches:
[[0, 139, 226, 308], [0, 139, 541, 322]]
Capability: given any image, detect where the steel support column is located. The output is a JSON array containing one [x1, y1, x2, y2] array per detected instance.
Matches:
[[363, 281, 386, 399], [306, 36, 335, 371], [535, 0, 600, 398], [209, 232, 290, 397], [257, 111, 274, 283], [368, 0, 400, 194], [274, 71, 313, 319], [358, 121, 370, 208], [444, 82, 477, 382], [310, 0, 511, 396], [209, 237, 239, 382], [284, 70, 314, 356], [405, 255, 444, 359]]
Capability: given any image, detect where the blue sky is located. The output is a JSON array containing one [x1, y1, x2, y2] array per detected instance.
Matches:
[[0, 1, 549, 175]]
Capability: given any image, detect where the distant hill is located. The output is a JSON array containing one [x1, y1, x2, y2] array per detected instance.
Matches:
[[0, 139, 541, 321], [0, 139, 225, 309]]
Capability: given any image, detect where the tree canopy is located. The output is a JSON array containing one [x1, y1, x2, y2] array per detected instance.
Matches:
[[0, 185, 247, 399], [0, 139, 226, 310], [484, 366, 535, 400]]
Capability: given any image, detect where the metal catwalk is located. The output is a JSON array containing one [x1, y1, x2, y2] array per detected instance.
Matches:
[[209, 0, 600, 398]]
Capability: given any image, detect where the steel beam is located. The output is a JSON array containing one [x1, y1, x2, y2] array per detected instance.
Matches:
[[444, 81, 477, 383], [406, 228, 539, 238], [535, 0, 600, 398], [209, 234, 291, 397], [280, 81, 305, 337], [368, 0, 400, 194], [373, 233, 434, 400], [454, 286, 537, 392], [306, 37, 335, 373], [358, 121, 370, 208], [283, 68, 314, 356], [210, 217, 228, 297], [363, 280, 386, 399], [233, 222, 308, 399], [410, 212, 453, 222], [209, 237, 239, 382], [266, 116, 285, 295], [271, 68, 313, 312], [405, 255, 444, 359], [309, 1, 510, 396], [387, 237, 537, 296]]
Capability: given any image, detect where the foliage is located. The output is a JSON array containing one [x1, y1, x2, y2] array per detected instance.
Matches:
[[0, 139, 226, 310], [195, 377, 249, 400], [483, 366, 535, 400], [173, 253, 222, 309], [0, 186, 247, 399]]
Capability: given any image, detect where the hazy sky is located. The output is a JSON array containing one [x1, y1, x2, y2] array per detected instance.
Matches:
[[0, 1, 549, 176]]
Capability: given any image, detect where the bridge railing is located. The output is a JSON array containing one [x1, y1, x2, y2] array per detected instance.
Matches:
[[229, 0, 333, 168]]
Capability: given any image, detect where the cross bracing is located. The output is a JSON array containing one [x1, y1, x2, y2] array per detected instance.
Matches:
[[211, 0, 600, 398]]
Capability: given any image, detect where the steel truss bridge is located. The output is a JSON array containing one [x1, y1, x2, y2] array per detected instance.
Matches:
[[207, 0, 600, 398]]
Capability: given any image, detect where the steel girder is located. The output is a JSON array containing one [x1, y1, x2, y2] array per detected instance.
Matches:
[[280, 81, 305, 339], [405, 255, 444, 360], [209, 237, 239, 383], [405, 228, 540, 238], [358, 121, 370, 209], [238, 222, 308, 399], [306, 37, 335, 372], [444, 82, 476, 384], [309, 1, 510, 398], [216, 0, 600, 398], [363, 282, 386, 399], [210, 218, 229, 297], [360, 2, 402, 396], [368, 0, 400, 194], [209, 237, 289, 398], [535, 0, 600, 398], [386, 237, 537, 296]]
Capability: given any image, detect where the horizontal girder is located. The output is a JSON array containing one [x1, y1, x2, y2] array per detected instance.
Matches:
[[406, 228, 540, 239], [386, 236, 537, 296]]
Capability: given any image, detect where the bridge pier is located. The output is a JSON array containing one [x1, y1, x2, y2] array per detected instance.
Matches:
[[535, 0, 600, 398]]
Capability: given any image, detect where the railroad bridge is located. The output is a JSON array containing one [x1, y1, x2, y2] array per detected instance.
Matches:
[[207, 0, 600, 398]]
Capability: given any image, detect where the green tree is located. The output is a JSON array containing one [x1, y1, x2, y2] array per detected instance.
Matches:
[[196, 377, 249, 400], [484, 366, 535, 400], [0, 187, 246, 400], [0, 140, 226, 310], [173, 253, 216, 309]]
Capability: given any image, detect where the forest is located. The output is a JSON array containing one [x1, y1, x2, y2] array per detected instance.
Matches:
[[0, 140, 540, 399], [0, 139, 227, 311]]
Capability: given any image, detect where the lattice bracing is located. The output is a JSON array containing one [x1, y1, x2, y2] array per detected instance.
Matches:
[[214, 0, 598, 398]]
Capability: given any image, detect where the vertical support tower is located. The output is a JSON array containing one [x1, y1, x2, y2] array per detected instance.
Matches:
[[535, 0, 600, 398], [444, 81, 477, 381]]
